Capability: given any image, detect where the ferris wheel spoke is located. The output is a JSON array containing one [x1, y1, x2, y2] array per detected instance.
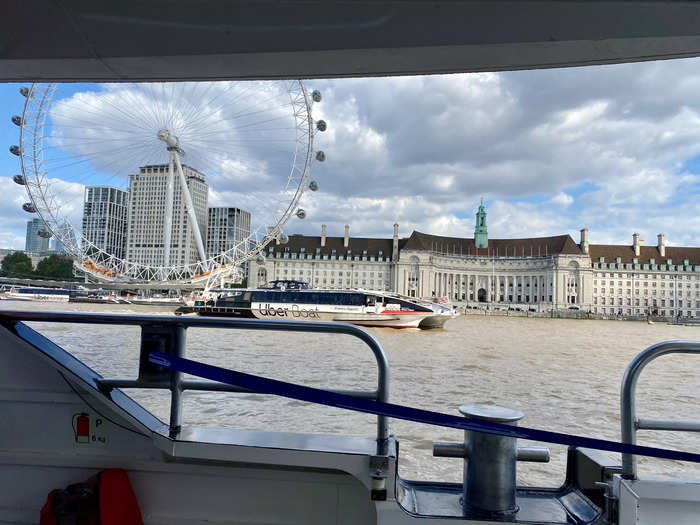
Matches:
[[87, 89, 155, 131], [182, 81, 258, 130], [53, 94, 155, 136], [187, 123, 297, 140], [41, 140, 163, 170], [124, 84, 166, 133]]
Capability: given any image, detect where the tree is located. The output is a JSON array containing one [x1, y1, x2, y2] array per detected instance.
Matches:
[[1, 251, 34, 278], [34, 254, 75, 280]]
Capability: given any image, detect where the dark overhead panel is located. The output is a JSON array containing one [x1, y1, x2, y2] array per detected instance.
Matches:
[[4, 1, 700, 81]]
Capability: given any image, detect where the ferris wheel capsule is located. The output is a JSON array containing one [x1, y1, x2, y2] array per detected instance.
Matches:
[[312, 90, 322, 102], [22, 202, 36, 213], [11, 116, 22, 126], [13, 175, 25, 185], [296, 208, 306, 219], [256, 254, 265, 264], [309, 180, 319, 191], [315, 151, 326, 162], [278, 232, 289, 245], [37, 230, 52, 239], [9, 145, 20, 156], [316, 120, 327, 132], [19, 87, 29, 98]]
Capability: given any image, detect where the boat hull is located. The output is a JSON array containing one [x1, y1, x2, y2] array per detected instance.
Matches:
[[194, 306, 444, 328], [3, 294, 70, 302]]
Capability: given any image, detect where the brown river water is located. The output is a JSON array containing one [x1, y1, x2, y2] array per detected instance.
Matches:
[[2, 301, 700, 486]]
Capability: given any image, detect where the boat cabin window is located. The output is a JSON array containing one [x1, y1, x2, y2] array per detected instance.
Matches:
[[366, 295, 376, 306]]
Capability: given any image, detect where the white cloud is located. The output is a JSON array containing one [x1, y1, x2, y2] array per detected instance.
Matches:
[[1, 60, 699, 255], [0, 232, 24, 250], [0, 175, 84, 252], [550, 192, 574, 207]]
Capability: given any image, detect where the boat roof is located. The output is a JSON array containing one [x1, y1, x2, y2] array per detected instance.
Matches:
[[4, 2, 700, 81], [401, 231, 583, 257], [213, 287, 417, 299]]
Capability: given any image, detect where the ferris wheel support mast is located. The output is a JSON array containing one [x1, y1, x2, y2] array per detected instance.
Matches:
[[164, 153, 175, 267], [173, 151, 207, 266], [158, 129, 207, 268]]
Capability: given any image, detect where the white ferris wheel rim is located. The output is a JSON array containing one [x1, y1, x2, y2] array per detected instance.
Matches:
[[17, 80, 317, 284]]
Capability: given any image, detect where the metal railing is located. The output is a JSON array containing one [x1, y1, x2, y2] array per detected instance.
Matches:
[[0, 310, 390, 455], [621, 340, 700, 478]]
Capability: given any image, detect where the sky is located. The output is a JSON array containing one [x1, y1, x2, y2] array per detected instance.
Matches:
[[1, 57, 699, 254]]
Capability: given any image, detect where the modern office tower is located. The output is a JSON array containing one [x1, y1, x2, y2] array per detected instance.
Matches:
[[49, 237, 67, 254], [206, 207, 251, 259], [25, 218, 49, 253], [82, 186, 129, 259], [125, 164, 209, 267]]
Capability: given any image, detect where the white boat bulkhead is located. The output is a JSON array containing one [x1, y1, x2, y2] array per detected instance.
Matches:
[[0, 310, 699, 524]]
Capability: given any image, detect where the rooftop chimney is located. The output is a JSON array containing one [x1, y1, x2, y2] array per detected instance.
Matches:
[[579, 228, 589, 254], [344, 224, 350, 248], [392, 223, 399, 261], [632, 232, 643, 257], [321, 224, 326, 247], [657, 233, 666, 257]]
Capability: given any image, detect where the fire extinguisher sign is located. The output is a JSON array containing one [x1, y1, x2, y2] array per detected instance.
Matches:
[[71, 412, 108, 448]]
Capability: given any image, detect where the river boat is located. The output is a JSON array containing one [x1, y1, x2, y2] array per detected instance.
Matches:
[[68, 289, 122, 304], [0, 286, 71, 302], [195, 280, 456, 329], [123, 296, 186, 307]]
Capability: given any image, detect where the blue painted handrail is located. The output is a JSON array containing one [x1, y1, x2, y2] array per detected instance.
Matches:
[[151, 350, 700, 464]]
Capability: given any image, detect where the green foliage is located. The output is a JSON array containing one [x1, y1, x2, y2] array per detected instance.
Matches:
[[34, 254, 75, 280], [1, 251, 34, 278]]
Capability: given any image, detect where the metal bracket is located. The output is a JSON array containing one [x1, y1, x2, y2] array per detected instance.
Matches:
[[594, 481, 618, 525], [370, 455, 389, 501]]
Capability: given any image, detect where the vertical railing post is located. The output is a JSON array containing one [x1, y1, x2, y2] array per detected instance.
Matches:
[[621, 340, 700, 479], [169, 324, 186, 439], [376, 360, 390, 456]]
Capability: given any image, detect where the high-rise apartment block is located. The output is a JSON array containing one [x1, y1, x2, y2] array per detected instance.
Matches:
[[82, 186, 129, 259], [25, 218, 49, 253], [206, 207, 251, 259], [126, 164, 208, 267]]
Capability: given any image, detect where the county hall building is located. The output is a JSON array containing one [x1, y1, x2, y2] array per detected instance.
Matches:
[[248, 204, 700, 319]]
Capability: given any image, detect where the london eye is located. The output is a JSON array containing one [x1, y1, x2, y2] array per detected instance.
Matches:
[[10, 81, 326, 285]]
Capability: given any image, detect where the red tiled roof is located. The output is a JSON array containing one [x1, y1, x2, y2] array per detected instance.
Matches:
[[267, 234, 394, 258], [401, 231, 583, 256], [588, 245, 700, 265]]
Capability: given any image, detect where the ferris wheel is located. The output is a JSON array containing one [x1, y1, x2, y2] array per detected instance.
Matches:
[[10, 81, 326, 285]]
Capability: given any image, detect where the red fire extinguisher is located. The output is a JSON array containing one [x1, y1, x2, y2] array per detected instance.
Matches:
[[73, 413, 90, 443]]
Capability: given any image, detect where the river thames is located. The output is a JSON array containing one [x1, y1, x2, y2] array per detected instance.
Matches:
[[2, 300, 700, 486]]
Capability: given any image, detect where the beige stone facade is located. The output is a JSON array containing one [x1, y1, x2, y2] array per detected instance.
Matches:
[[248, 225, 700, 319]]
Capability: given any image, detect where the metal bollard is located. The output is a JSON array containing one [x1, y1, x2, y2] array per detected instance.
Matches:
[[433, 404, 550, 518], [461, 404, 523, 516]]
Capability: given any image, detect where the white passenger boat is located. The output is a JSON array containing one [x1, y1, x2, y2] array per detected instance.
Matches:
[[0, 286, 71, 302], [124, 296, 186, 307], [195, 280, 456, 329]]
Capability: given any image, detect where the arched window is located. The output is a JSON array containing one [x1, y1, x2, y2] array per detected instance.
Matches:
[[257, 267, 267, 286]]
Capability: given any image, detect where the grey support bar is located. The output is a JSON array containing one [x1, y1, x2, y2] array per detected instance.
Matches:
[[0, 310, 390, 454], [620, 340, 700, 479]]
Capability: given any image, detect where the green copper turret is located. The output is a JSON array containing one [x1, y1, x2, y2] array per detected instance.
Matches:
[[474, 201, 488, 249]]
